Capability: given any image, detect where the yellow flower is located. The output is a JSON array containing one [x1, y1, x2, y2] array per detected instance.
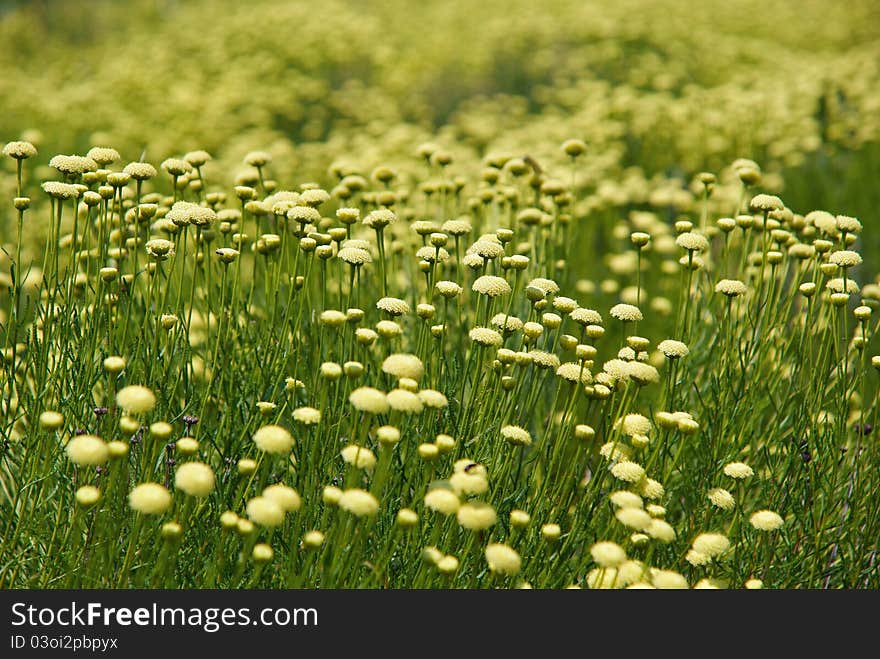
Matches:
[[65, 435, 109, 466], [174, 462, 215, 497], [129, 483, 172, 514], [485, 543, 521, 576]]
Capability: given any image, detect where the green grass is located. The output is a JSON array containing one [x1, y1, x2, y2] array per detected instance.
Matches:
[[1, 0, 879, 589]]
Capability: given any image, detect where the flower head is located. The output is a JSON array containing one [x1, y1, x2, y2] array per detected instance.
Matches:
[[708, 488, 736, 510], [263, 484, 302, 512], [338, 247, 371, 265], [382, 354, 424, 381], [116, 385, 156, 415], [611, 462, 645, 483], [723, 462, 754, 479], [501, 425, 532, 446], [424, 488, 460, 515], [253, 424, 294, 454], [715, 279, 748, 297], [829, 250, 862, 268], [472, 275, 511, 297], [123, 162, 157, 180], [610, 303, 643, 322], [692, 532, 730, 557], [129, 483, 172, 514], [675, 232, 710, 252], [658, 339, 689, 359], [749, 194, 784, 213], [65, 435, 109, 466], [349, 387, 389, 414], [363, 209, 396, 229], [293, 407, 321, 425], [485, 543, 521, 575], [339, 489, 380, 517], [591, 541, 626, 567], [3, 141, 37, 159], [246, 496, 285, 526], [570, 307, 603, 325], [457, 502, 497, 530], [556, 362, 592, 384], [175, 462, 215, 497], [750, 510, 784, 531], [376, 297, 410, 316], [469, 326, 503, 347], [386, 389, 423, 413], [340, 445, 377, 470]]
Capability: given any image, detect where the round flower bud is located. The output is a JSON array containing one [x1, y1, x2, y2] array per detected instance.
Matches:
[[263, 484, 302, 512], [449, 470, 487, 496], [646, 519, 676, 543], [562, 139, 587, 157], [457, 502, 497, 531], [591, 541, 626, 567], [829, 250, 862, 269], [693, 533, 730, 557], [320, 362, 343, 380], [749, 510, 784, 531], [435, 280, 462, 298], [485, 543, 521, 576], [611, 461, 645, 483], [246, 496, 285, 527], [161, 522, 183, 540], [586, 324, 605, 339], [436, 555, 459, 574], [376, 320, 402, 338], [799, 282, 816, 297], [75, 486, 101, 507], [174, 462, 215, 497], [715, 279, 748, 297], [382, 353, 424, 381], [237, 458, 257, 475], [3, 140, 37, 160], [610, 491, 643, 509], [252, 543, 274, 563], [708, 488, 736, 511], [303, 530, 325, 548], [510, 509, 530, 528], [501, 425, 532, 446], [541, 523, 562, 541], [631, 232, 650, 247], [396, 508, 419, 527], [39, 410, 64, 431], [129, 483, 172, 514], [116, 384, 156, 415], [472, 275, 511, 297], [149, 421, 173, 441], [338, 488, 380, 517], [435, 433, 456, 453], [107, 441, 129, 459], [723, 462, 754, 479], [610, 303, 643, 322], [176, 437, 198, 455], [253, 424, 294, 454], [658, 339, 689, 359], [424, 488, 460, 515], [340, 445, 377, 470], [65, 435, 109, 466]]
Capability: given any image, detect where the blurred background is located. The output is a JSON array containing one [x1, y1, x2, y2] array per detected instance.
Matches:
[[2, 0, 880, 262]]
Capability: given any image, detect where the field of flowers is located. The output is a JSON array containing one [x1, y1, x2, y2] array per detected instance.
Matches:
[[1, 0, 879, 589]]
